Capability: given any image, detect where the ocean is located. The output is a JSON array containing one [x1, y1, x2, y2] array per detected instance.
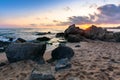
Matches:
[[0, 28, 119, 42], [0, 28, 64, 41], [0, 28, 66, 52]]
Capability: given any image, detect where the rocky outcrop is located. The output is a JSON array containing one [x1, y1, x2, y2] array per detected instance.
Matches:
[[36, 37, 50, 41], [64, 24, 84, 36], [64, 24, 118, 42], [84, 25, 107, 40], [5, 43, 46, 64], [64, 24, 84, 42]]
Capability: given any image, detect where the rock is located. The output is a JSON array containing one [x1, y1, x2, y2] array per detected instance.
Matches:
[[84, 25, 107, 40], [56, 33, 64, 38], [67, 34, 83, 42], [0, 62, 6, 67], [50, 45, 74, 61], [0, 41, 10, 52], [15, 38, 26, 43], [0, 41, 10, 47], [104, 32, 115, 42], [9, 38, 14, 42], [75, 45, 80, 47], [66, 77, 80, 80], [5, 43, 46, 63], [55, 58, 71, 71], [36, 37, 50, 41], [64, 24, 84, 42], [29, 64, 55, 80], [113, 32, 120, 42], [35, 32, 51, 35], [64, 24, 84, 38], [0, 47, 5, 52]]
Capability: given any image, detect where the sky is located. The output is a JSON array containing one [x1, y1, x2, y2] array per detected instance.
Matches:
[[0, 0, 120, 29]]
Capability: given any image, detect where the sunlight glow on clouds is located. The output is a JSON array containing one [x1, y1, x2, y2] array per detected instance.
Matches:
[[0, 0, 120, 29]]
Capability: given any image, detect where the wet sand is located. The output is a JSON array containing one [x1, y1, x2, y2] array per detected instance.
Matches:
[[0, 41, 120, 80]]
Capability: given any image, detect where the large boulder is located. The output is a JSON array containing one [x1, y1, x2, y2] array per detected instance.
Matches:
[[64, 24, 84, 42], [64, 24, 84, 38], [84, 25, 107, 40], [5, 43, 46, 64], [48, 45, 74, 62]]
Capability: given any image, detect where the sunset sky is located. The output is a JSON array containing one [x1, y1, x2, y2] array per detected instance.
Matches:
[[0, 0, 120, 29]]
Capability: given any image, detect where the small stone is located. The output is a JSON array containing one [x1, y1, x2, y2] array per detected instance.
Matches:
[[75, 45, 80, 47], [107, 66, 113, 71], [30, 64, 55, 80], [0, 62, 6, 67], [55, 58, 71, 71]]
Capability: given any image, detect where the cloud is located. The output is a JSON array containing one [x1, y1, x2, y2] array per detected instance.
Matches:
[[63, 6, 71, 11], [89, 4, 98, 8], [57, 4, 120, 26], [30, 24, 37, 27], [53, 20, 59, 23]]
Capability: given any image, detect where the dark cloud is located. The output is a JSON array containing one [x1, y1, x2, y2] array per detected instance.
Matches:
[[53, 20, 59, 23], [57, 4, 120, 26]]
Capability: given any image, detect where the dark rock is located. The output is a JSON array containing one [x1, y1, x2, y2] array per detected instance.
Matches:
[[56, 32, 64, 38], [64, 24, 84, 38], [64, 24, 84, 42], [113, 32, 120, 42], [15, 38, 26, 43], [50, 45, 74, 61], [0, 41, 10, 52], [30, 64, 55, 80], [55, 58, 71, 71], [84, 25, 107, 40], [0, 62, 6, 67], [75, 45, 80, 47], [5, 43, 46, 64], [36, 32, 51, 35], [67, 34, 83, 42], [9, 38, 14, 42], [104, 32, 114, 41], [0, 41, 10, 47], [0, 47, 5, 52], [36, 37, 50, 41], [107, 66, 114, 71]]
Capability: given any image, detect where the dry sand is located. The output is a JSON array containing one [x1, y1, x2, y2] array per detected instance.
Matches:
[[0, 41, 120, 80]]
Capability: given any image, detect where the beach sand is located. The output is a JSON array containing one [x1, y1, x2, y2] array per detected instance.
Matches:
[[0, 41, 120, 80]]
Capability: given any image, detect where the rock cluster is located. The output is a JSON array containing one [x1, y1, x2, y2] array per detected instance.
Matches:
[[64, 24, 120, 42]]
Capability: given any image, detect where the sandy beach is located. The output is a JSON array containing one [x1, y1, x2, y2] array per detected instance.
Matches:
[[0, 41, 120, 80]]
